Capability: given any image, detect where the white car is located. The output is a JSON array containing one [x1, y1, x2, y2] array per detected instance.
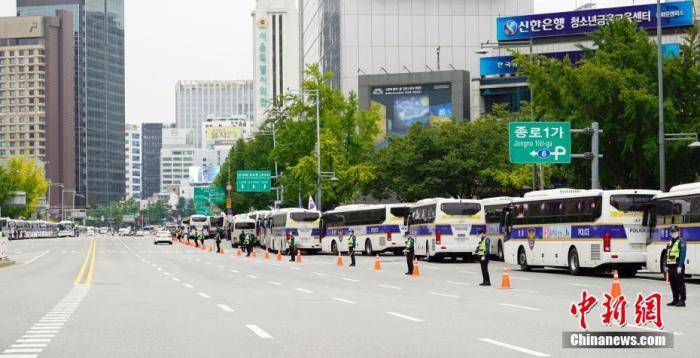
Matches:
[[153, 230, 173, 245], [135, 230, 145, 237], [98, 227, 109, 235]]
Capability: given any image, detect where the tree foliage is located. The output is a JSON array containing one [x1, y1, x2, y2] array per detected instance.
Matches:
[[0, 157, 49, 218], [515, 20, 700, 189]]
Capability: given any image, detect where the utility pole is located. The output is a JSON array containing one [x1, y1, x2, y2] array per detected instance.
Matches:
[[656, 0, 665, 191], [571, 122, 603, 189], [315, 90, 322, 212]]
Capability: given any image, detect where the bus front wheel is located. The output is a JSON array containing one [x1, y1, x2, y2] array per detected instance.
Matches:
[[364, 240, 374, 256], [497, 241, 504, 261], [518, 247, 530, 271], [331, 241, 339, 256], [568, 248, 582, 276]]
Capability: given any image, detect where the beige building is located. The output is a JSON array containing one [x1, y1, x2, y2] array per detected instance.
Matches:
[[0, 11, 75, 210]]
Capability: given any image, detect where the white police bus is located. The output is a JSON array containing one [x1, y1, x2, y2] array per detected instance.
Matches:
[[269, 208, 321, 254], [481, 197, 516, 261], [230, 213, 256, 247], [321, 204, 412, 256], [409, 198, 485, 262], [189, 215, 210, 232], [57, 220, 76, 237], [645, 182, 699, 275], [503, 188, 659, 277]]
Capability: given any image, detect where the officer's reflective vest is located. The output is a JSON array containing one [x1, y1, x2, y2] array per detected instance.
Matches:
[[667, 239, 681, 265], [289, 236, 296, 247], [476, 237, 487, 256], [348, 235, 356, 248], [405, 237, 414, 251]]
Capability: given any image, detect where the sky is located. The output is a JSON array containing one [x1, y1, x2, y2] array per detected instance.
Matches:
[[0, 0, 655, 125]]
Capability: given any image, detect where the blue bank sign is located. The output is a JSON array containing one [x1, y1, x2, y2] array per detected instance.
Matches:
[[497, 1, 694, 41]]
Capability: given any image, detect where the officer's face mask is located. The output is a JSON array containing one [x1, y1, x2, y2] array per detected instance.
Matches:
[[671, 231, 680, 239]]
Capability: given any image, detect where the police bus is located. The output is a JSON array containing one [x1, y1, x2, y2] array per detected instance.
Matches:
[[230, 213, 256, 247], [481, 196, 516, 261], [189, 215, 210, 232], [268, 208, 321, 254], [409, 198, 485, 262], [645, 182, 699, 276], [57, 220, 76, 237], [321, 204, 412, 256], [503, 188, 659, 277]]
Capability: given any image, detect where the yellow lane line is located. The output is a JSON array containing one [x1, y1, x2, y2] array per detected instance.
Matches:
[[85, 240, 96, 284], [74, 239, 95, 285]]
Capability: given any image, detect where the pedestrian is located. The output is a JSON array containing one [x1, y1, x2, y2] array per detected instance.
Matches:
[[238, 230, 246, 249], [347, 230, 357, 267], [666, 225, 687, 307], [287, 230, 296, 262], [404, 231, 414, 275], [215, 229, 222, 253], [474, 229, 491, 286]]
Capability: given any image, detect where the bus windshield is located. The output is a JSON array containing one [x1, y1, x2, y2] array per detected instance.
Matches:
[[290, 212, 319, 222], [610, 195, 654, 212], [191, 216, 207, 222], [235, 222, 255, 229], [441, 203, 481, 216]]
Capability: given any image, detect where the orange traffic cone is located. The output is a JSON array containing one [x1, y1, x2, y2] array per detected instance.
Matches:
[[610, 270, 622, 298], [276, 250, 282, 261], [412, 259, 420, 277], [236, 248, 242, 256], [500, 266, 512, 289], [336, 252, 343, 266], [208, 246, 213, 252], [264, 250, 270, 260], [295, 250, 302, 263], [373, 254, 382, 271], [252, 249, 257, 258], [220, 248, 225, 255]]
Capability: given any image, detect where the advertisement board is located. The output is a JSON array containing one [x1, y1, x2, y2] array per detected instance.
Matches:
[[188, 166, 221, 185], [370, 83, 452, 137], [204, 126, 241, 146], [497, 1, 694, 41]]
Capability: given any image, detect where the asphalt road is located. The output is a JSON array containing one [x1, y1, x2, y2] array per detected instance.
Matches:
[[1, 235, 698, 358]]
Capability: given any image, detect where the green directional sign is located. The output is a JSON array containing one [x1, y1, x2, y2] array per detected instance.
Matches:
[[509, 122, 571, 164], [236, 170, 271, 192], [194, 186, 226, 205]]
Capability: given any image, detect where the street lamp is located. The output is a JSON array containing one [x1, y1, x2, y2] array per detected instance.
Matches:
[[665, 133, 700, 148], [47, 181, 64, 220], [286, 88, 322, 211], [656, 0, 666, 191]]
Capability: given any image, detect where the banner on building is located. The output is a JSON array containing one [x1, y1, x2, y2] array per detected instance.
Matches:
[[205, 126, 242, 146]]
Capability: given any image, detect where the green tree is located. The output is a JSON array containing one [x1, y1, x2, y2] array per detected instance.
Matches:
[[515, 20, 700, 189], [0, 157, 49, 218], [142, 201, 170, 224]]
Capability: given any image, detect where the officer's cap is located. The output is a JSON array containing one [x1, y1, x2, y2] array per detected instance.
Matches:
[[670, 225, 680, 233]]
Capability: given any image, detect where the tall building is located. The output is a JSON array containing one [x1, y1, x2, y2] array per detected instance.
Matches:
[[175, 80, 254, 147], [160, 125, 222, 195], [124, 124, 141, 199], [252, 0, 300, 126], [141, 122, 162, 199], [299, 0, 534, 119], [0, 11, 75, 210], [201, 114, 254, 155], [18, 0, 126, 206]]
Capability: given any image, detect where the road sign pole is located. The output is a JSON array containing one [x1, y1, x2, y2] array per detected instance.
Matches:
[[592, 122, 600, 190]]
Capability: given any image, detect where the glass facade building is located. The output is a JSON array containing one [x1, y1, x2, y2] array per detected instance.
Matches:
[[141, 122, 163, 199], [18, 0, 126, 206]]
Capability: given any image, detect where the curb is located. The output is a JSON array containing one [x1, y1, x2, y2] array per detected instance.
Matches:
[[0, 259, 16, 268]]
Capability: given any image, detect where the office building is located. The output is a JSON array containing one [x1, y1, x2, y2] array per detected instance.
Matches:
[[299, 0, 533, 119], [124, 124, 141, 199], [252, 0, 300, 127], [160, 147, 222, 195], [175, 80, 254, 147], [0, 11, 75, 209], [201, 114, 254, 157], [141, 122, 162, 199], [18, 0, 126, 206]]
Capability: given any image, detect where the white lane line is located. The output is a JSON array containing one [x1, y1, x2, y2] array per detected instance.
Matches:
[[499, 303, 542, 311], [206, 262, 212, 265], [447, 280, 469, 286], [429, 292, 460, 299], [25, 331, 57, 335], [509, 276, 533, 281], [289, 267, 300, 270], [386, 312, 423, 322], [478, 338, 550, 357], [341, 277, 358, 282], [21, 335, 53, 338], [510, 289, 539, 294], [296, 288, 313, 294], [247, 275, 259, 279], [157, 267, 162, 271], [15, 339, 51, 343], [163, 272, 170, 276], [459, 270, 476, 274], [217, 304, 235, 312], [217, 265, 225, 269], [246, 325, 272, 339], [378, 284, 402, 290], [2, 349, 43, 354], [197, 292, 211, 299], [24, 250, 50, 265], [230, 269, 240, 273], [172, 277, 181, 282], [312, 272, 326, 276], [332, 297, 357, 304], [569, 283, 602, 288], [183, 283, 194, 289], [10, 344, 46, 348], [268, 281, 282, 286]]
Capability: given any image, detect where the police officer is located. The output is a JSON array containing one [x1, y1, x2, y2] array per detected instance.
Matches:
[[247, 231, 256, 256], [347, 230, 357, 267], [244, 232, 252, 256], [214, 228, 222, 253], [238, 230, 246, 249], [287, 230, 296, 262], [404, 231, 415, 275], [474, 229, 491, 286], [666, 225, 687, 307]]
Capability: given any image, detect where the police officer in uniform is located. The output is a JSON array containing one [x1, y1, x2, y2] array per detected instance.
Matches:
[[214, 228, 222, 253], [404, 231, 415, 275], [347, 230, 357, 267], [287, 230, 296, 262], [666, 225, 687, 307], [247, 231, 256, 256], [474, 229, 491, 286]]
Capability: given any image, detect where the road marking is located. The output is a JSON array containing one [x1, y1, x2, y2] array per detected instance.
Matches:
[[332, 297, 356, 304], [478, 338, 550, 357], [217, 304, 235, 312], [459, 270, 476, 274], [74, 240, 96, 285], [429, 292, 460, 299], [289, 267, 300, 270], [447, 280, 469, 286], [163, 272, 170, 276], [247, 274, 259, 279], [246, 325, 272, 339], [21, 335, 53, 338], [157, 267, 162, 271], [15, 339, 51, 343], [509, 276, 532, 281], [206, 262, 212, 265], [569, 283, 602, 289], [24, 250, 50, 265], [3, 349, 43, 353], [230, 269, 240, 273], [172, 277, 181, 282], [10, 344, 46, 348], [630, 325, 684, 336], [312, 272, 326, 276], [499, 303, 542, 311], [183, 283, 194, 289], [423, 265, 438, 270], [197, 292, 211, 298], [378, 284, 402, 290], [268, 281, 282, 286], [386, 312, 423, 322], [296, 288, 313, 294], [217, 265, 225, 269], [510, 289, 539, 294], [341, 277, 358, 282]]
